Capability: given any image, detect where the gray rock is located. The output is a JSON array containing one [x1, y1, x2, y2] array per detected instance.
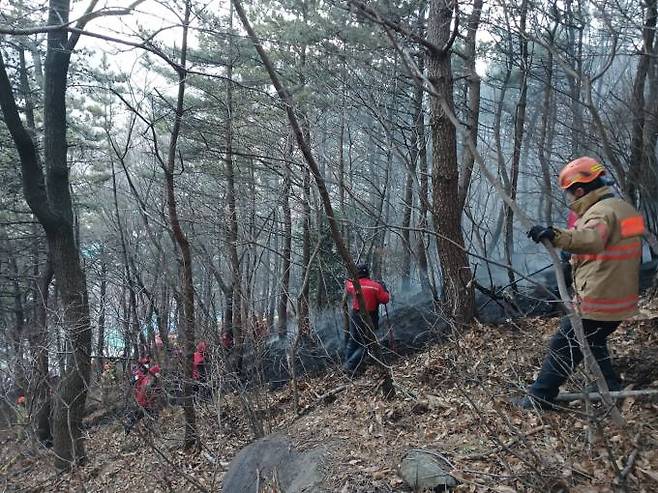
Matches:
[[221, 434, 328, 492], [399, 449, 458, 491]]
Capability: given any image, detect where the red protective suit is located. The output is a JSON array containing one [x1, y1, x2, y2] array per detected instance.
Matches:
[[135, 365, 160, 409], [345, 278, 390, 312], [192, 341, 207, 381]]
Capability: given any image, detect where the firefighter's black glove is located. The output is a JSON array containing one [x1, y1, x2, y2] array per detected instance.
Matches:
[[527, 225, 556, 244], [560, 250, 571, 263]]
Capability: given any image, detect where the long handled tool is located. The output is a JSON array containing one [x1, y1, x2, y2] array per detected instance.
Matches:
[[384, 303, 397, 355]]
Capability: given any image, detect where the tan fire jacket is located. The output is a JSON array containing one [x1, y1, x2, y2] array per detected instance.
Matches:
[[553, 186, 645, 321]]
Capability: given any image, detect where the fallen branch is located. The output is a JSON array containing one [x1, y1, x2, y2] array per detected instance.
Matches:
[[614, 433, 641, 487], [296, 385, 347, 418], [556, 389, 658, 401]]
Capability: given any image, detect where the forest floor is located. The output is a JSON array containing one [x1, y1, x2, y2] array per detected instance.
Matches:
[[2, 303, 658, 492]]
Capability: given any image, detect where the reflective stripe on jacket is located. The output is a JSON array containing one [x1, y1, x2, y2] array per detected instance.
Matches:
[[553, 186, 645, 321]]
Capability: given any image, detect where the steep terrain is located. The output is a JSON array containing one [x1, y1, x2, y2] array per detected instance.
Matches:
[[1, 307, 658, 492]]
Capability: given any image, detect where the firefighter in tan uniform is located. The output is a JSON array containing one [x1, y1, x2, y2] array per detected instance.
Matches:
[[518, 157, 645, 410]]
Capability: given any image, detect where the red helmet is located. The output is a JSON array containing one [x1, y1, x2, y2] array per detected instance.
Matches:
[[558, 157, 606, 190]]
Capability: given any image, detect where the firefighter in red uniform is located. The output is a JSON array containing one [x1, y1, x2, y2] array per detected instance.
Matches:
[[125, 362, 162, 434], [192, 342, 207, 381], [343, 263, 390, 375], [192, 341, 212, 400]]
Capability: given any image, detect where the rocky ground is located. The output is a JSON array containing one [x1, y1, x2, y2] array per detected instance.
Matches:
[[2, 303, 658, 492]]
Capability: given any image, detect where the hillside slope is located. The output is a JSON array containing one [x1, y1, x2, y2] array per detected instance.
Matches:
[[2, 312, 657, 492]]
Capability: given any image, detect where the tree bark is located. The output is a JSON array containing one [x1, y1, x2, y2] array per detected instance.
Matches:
[[28, 254, 54, 446], [564, 0, 584, 156], [0, 0, 93, 469], [278, 146, 293, 337], [414, 53, 433, 296], [225, 1, 243, 374], [628, 0, 656, 204], [297, 16, 312, 336], [427, 0, 474, 323], [8, 251, 26, 392]]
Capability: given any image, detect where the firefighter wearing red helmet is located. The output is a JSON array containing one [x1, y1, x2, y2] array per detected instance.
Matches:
[[343, 263, 390, 376], [125, 362, 162, 434], [518, 157, 645, 410]]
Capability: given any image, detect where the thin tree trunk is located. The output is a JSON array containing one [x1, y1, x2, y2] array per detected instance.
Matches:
[[278, 145, 293, 338], [457, 0, 483, 210], [628, 0, 656, 204], [28, 254, 53, 446], [640, 25, 658, 213], [161, 0, 198, 451], [225, 1, 243, 375], [564, 0, 584, 156], [537, 24, 557, 225], [298, 166, 312, 335], [297, 17, 312, 336], [97, 253, 107, 372], [400, 141, 416, 290], [504, 0, 529, 292], [414, 53, 433, 296]]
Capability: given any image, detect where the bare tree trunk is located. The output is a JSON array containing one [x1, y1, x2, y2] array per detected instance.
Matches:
[[298, 166, 312, 336], [564, 0, 584, 156], [8, 252, 26, 391], [639, 22, 658, 222], [226, 2, 243, 375], [489, 38, 513, 255], [457, 0, 483, 210], [0, 0, 93, 469], [504, 0, 529, 293], [400, 143, 416, 290], [427, 0, 474, 323], [628, 0, 656, 204], [537, 23, 558, 225], [28, 254, 53, 446], [111, 157, 141, 354], [161, 0, 198, 451], [278, 147, 293, 338], [297, 13, 312, 336], [414, 54, 433, 296], [97, 253, 107, 372]]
